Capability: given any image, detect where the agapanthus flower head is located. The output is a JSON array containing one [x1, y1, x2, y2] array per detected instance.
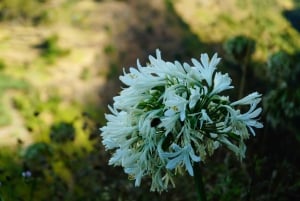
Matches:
[[100, 49, 263, 192]]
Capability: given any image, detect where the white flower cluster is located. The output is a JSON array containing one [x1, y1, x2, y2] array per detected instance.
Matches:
[[100, 49, 263, 192]]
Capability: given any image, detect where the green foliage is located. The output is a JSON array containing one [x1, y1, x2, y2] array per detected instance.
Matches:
[[264, 51, 300, 129], [50, 122, 75, 143], [0, 0, 52, 24], [224, 35, 256, 63], [103, 44, 116, 55], [0, 59, 5, 71], [0, 102, 11, 126], [12, 93, 46, 136], [264, 88, 300, 128], [79, 67, 91, 81], [35, 35, 70, 63], [0, 72, 29, 126], [266, 51, 299, 86], [0, 73, 29, 92], [22, 142, 53, 162]]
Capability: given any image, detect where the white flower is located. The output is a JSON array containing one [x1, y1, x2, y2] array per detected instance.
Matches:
[[226, 97, 263, 136], [109, 148, 126, 166], [100, 106, 135, 149], [231, 92, 261, 106], [211, 72, 233, 94], [236, 104, 263, 135], [200, 109, 213, 128], [189, 86, 201, 109], [164, 90, 188, 121], [113, 87, 152, 110], [147, 50, 187, 81], [100, 49, 263, 192], [138, 110, 158, 136], [219, 136, 246, 159], [120, 60, 166, 90], [119, 67, 140, 86], [159, 114, 180, 135], [125, 164, 144, 187], [191, 53, 221, 87], [160, 143, 200, 176]]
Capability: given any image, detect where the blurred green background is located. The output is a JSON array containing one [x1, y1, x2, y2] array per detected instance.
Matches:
[[0, 0, 300, 200]]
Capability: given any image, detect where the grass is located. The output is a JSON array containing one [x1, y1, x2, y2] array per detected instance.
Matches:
[[34, 34, 70, 64], [0, 72, 29, 126], [0, 102, 11, 126], [0, 0, 53, 25], [173, 0, 300, 60], [0, 73, 29, 92]]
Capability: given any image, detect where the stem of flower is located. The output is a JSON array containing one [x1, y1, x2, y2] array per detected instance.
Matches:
[[238, 44, 251, 100], [29, 178, 36, 201], [193, 162, 207, 201], [238, 63, 247, 100]]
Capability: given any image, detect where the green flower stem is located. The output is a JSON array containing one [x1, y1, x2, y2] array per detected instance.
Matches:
[[238, 63, 247, 100], [193, 162, 207, 201], [238, 44, 251, 100], [29, 178, 36, 201]]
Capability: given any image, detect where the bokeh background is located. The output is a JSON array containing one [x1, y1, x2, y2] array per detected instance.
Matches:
[[0, 0, 300, 200]]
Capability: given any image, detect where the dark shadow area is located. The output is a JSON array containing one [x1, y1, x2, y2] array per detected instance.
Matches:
[[246, 49, 300, 201], [283, 9, 300, 32], [96, 1, 300, 201], [99, 0, 221, 108]]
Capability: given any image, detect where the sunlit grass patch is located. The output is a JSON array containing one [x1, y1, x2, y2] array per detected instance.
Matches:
[[173, 0, 300, 60], [0, 72, 30, 126]]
